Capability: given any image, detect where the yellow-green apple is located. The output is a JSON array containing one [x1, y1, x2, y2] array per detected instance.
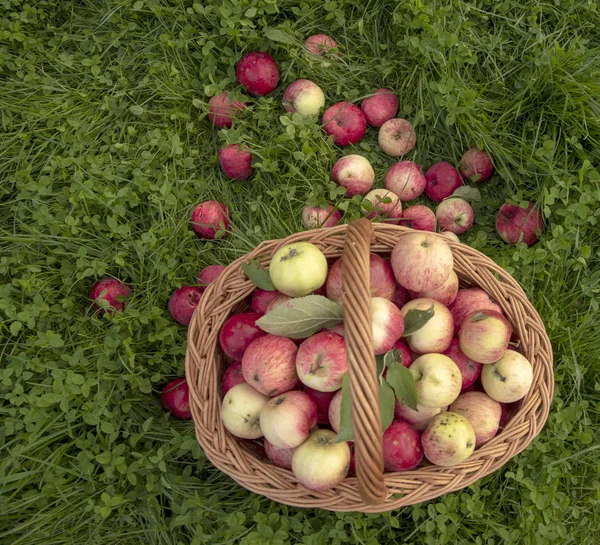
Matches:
[[364, 189, 403, 224], [495, 201, 544, 246], [282, 79, 325, 116], [436, 198, 474, 234], [361, 88, 399, 127], [190, 200, 230, 239], [221, 361, 245, 395], [197, 264, 225, 288], [481, 350, 533, 403], [241, 335, 299, 396], [304, 34, 338, 58], [251, 288, 282, 315], [382, 420, 423, 471], [372, 297, 405, 355], [450, 391, 502, 447], [378, 118, 416, 156], [408, 354, 462, 408], [439, 231, 460, 242], [425, 162, 463, 202], [401, 205, 436, 231], [168, 286, 203, 326], [401, 298, 454, 354], [394, 402, 443, 431], [303, 387, 337, 425], [219, 143, 254, 181], [269, 241, 328, 297], [326, 253, 396, 304], [331, 154, 375, 196], [302, 204, 341, 229], [442, 338, 482, 391], [328, 389, 343, 433], [220, 382, 270, 439], [219, 312, 266, 361], [384, 160, 426, 201], [422, 412, 476, 466], [264, 439, 296, 470], [459, 148, 493, 182], [296, 331, 348, 392], [408, 270, 459, 307], [207, 91, 247, 128], [236, 52, 279, 96], [292, 429, 350, 491], [449, 288, 503, 334], [260, 390, 318, 449], [459, 309, 512, 364], [322, 102, 367, 146], [391, 231, 453, 292]]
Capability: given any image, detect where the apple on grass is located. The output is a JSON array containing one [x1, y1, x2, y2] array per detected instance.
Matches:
[[322, 102, 367, 146], [425, 162, 463, 202], [219, 312, 266, 361], [450, 391, 502, 447], [236, 52, 279, 96], [442, 338, 482, 391], [481, 350, 533, 403], [331, 154, 375, 197], [197, 264, 225, 288], [422, 412, 476, 466], [460, 148, 493, 182], [449, 288, 504, 334], [408, 270, 459, 307], [401, 205, 436, 232], [364, 189, 403, 224], [282, 79, 325, 116], [190, 200, 230, 239], [168, 286, 203, 326], [304, 34, 338, 58], [302, 205, 341, 229], [361, 89, 399, 127], [391, 231, 454, 292], [292, 429, 350, 491], [384, 161, 427, 202], [409, 354, 462, 408], [221, 382, 269, 439], [496, 201, 544, 246], [401, 298, 454, 354], [296, 331, 348, 392], [241, 335, 299, 396], [221, 361, 245, 395], [160, 378, 192, 420], [90, 277, 131, 314], [436, 198, 474, 235], [304, 387, 337, 425], [218, 144, 254, 181], [269, 241, 328, 297], [378, 118, 416, 157], [264, 439, 296, 470], [459, 309, 512, 364], [260, 390, 318, 449], [251, 289, 281, 315], [394, 402, 443, 431], [382, 420, 423, 471], [207, 91, 246, 128]]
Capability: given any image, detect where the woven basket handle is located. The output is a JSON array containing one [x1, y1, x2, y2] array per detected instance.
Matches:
[[341, 218, 387, 505]]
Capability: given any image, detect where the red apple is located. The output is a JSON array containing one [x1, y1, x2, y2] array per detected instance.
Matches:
[[304, 34, 338, 58], [326, 253, 396, 304], [425, 162, 463, 202], [378, 118, 416, 156], [460, 148, 493, 182], [236, 52, 279, 96], [331, 154, 375, 197], [495, 201, 544, 246], [372, 297, 405, 355], [190, 200, 230, 239], [449, 391, 502, 447], [360, 88, 399, 127], [221, 361, 245, 395], [394, 402, 443, 431], [296, 331, 348, 392], [449, 288, 504, 335], [197, 264, 225, 288], [328, 389, 343, 433], [459, 310, 512, 364], [219, 312, 266, 361], [442, 338, 482, 391], [322, 102, 367, 146], [265, 293, 292, 313], [168, 286, 203, 326], [303, 387, 337, 425], [302, 205, 341, 229], [382, 420, 423, 471], [392, 283, 410, 308], [264, 439, 296, 470], [392, 339, 412, 368], [364, 189, 403, 224], [90, 277, 131, 314], [401, 298, 454, 354], [241, 335, 299, 396], [207, 91, 246, 128], [384, 161, 426, 202], [218, 144, 254, 181], [408, 270, 459, 306], [436, 198, 474, 235], [160, 378, 192, 420], [250, 289, 281, 315], [282, 79, 325, 116], [401, 205, 437, 232]]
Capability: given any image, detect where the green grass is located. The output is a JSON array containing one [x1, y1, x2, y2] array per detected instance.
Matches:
[[1, 0, 600, 543]]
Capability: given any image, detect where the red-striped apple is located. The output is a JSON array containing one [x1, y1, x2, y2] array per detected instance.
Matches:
[[436, 198, 474, 234], [460, 148, 493, 182], [219, 144, 254, 181], [394, 402, 443, 431], [264, 440, 295, 470], [296, 331, 348, 392], [408, 270, 458, 307], [197, 264, 225, 288], [328, 389, 343, 433], [364, 189, 403, 224], [385, 161, 426, 202], [190, 200, 230, 239], [450, 391, 502, 447], [459, 310, 512, 364], [378, 118, 416, 156], [304, 34, 338, 58], [331, 154, 375, 197], [207, 91, 246, 128], [442, 338, 482, 391], [372, 297, 405, 355], [302, 204, 341, 229], [449, 288, 503, 334], [495, 201, 544, 246], [361, 88, 398, 127], [401, 205, 436, 231]]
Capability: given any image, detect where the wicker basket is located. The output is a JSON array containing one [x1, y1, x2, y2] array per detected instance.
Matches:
[[185, 219, 553, 512]]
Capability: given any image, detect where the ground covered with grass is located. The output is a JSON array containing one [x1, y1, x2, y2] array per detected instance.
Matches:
[[1, 0, 600, 543]]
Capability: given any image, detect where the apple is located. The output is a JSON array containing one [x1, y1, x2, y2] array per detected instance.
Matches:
[[495, 201, 544, 246], [292, 429, 350, 491], [218, 143, 254, 181], [304, 34, 338, 58], [90, 277, 131, 314], [378, 118, 416, 157], [221, 361, 245, 395], [436, 198, 474, 235], [328, 389, 343, 433], [296, 331, 348, 392], [408, 270, 458, 307], [168, 286, 203, 326], [322, 102, 367, 146], [459, 148, 493, 182], [302, 205, 341, 229], [459, 309, 512, 364], [442, 338, 482, 391], [360, 88, 399, 127], [190, 200, 230, 239], [439, 231, 460, 242], [392, 283, 410, 308], [392, 339, 412, 368], [251, 289, 281, 315], [207, 91, 246, 128], [394, 402, 442, 431], [326, 253, 396, 304], [372, 297, 405, 355], [422, 412, 476, 466], [449, 288, 504, 335], [382, 420, 423, 471], [282, 79, 325, 116], [499, 401, 520, 428], [265, 294, 292, 313], [260, 390, 318, 449], [269, 241, 328, 297], [450, 391, 502, 447], [264, 439, 296, 470], [219, 312, 266, 361], [401, 298, 453, 354], [220, 382, 270, 439], [331, 154, 375, 197], [160, 378, 192, 420], [197, 264, 225, 288], [481, 350, 533, 403], [391, 231, 453, 292], [425, 162, 463, 202], [236, 52, 279, 96], [401, 205, 437, 232], [364, 189, 403, 224], [304, 387, 337, 425], [408, 354, 462, 408], [384, 161, 426, 202]]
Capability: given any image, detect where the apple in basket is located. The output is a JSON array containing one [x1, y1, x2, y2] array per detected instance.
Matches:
[[449, 287, 504, 334], [422, 412, 476, 466], [408, 354, 462, 408], [394, 402, 443, 431], [408, 270, 458, 307], [401, 298, 454, 354], [269, 241, 328, 297], [481, 350, 533, 403], [220, 383, 270, 439], [296, 331, 348, 392], [264, 439, 296, 470], [450, 391, 502, 448], [442, 338, 482, 391], [458, 309, 512, 364], [221, 361, 245, 395], [303, 387, 337, 425], [382, 420, 423, 471]]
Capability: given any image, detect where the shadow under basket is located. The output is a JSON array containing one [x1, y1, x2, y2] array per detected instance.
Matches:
[[185, 220, 554, 513]]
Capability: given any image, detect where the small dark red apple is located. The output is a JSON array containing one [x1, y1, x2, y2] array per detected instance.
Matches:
[[425, 162, 463, 202], [207, 92, 247, 128], [495, 202, 544, 246], [90, 277, 131, 314], [168, 286, 203, 326], [218, 312, 266, 361], [322, 102, 367, 146], [161, 378, 192, 420], [236, 52, 279, 96], [218, 144, 254, 181], [221, 361, 245, 394], [382, 420, 423, 471], [197, 264, 225, 288], [190, 200, 230, 239], [250, 289, 281, 315]]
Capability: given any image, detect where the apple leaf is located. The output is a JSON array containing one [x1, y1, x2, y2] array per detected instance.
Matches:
[[256, 295, 343, 338], [402, 304, 435, 336], [375, 354, 386, 383], [448, 186, 482, 202], [379, 381, 395, 433], [383, 349, 403, 369], [335, 373, 353, 443], [263, 27, 296, 45], [241, 260, 276, 291], [386, 361, 418, 410]]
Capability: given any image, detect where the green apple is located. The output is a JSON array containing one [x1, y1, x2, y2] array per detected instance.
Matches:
[[269, 242, 328, 297]]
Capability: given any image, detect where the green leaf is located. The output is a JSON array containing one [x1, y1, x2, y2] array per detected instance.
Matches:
[[384, 349, 403, 369], [335, 373, 353, 442], [375, 354, 385, 382], [386, 362, 418, 410], [402, 305, 435, 336], [379, 381, 395, 433], [256, 295, 343, 338], [263, 27, 296, 45], [129, 105, 144, 116], [448, 186, 482, 202], [242, 260, 276, 291]]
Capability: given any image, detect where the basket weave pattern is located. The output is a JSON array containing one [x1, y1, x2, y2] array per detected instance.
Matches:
[[185, 222, 554, 512]]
